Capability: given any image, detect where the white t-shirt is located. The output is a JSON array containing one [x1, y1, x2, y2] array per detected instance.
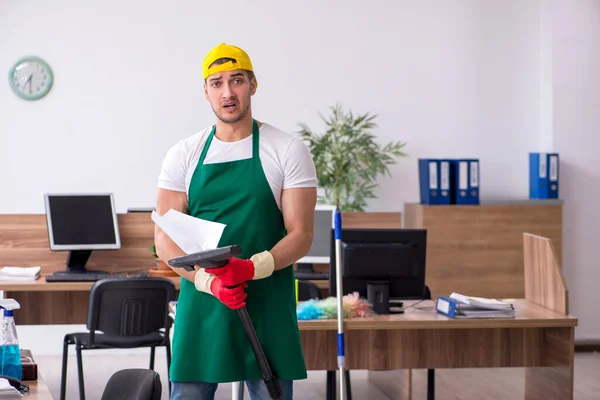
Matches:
[[157, 122, 317, 210]]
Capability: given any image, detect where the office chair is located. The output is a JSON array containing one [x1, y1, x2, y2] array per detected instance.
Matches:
[[59, 277, 176, 400], [101, 369, 162, 400], [297, 278, 322, 300], [296, 280, 353, 400]]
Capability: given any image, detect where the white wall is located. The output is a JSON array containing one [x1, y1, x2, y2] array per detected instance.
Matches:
[[0, 0, 544, 214], [1, 0, 598, 349], [549, 0, 600, 343]]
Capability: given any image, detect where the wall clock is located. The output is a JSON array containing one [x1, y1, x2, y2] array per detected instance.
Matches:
[[8, 56, 53, 101]]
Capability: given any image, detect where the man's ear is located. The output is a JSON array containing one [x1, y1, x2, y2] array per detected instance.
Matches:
[[250, 77, 257, 95], [204, 82, 209, 100]]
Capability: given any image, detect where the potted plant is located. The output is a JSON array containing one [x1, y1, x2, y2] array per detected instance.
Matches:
[[297, 104, 407, 211], [147, 244, 178, 277]]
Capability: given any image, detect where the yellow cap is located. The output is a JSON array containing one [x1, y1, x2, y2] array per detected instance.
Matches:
[[202, 43, 255, 83]]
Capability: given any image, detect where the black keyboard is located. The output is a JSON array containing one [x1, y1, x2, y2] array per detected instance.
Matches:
[[45, 272, 147, 282]]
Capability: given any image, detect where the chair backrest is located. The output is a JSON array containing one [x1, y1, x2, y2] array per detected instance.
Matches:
[[101, 368, 162, 400], [87, 277, 176, 338], [297, 280, 321, 301], [424, 285, 431, 300]]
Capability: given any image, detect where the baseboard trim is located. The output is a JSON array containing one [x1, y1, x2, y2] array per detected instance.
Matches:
[[575, 338, 600, 352], [575, 341, 600, 352]]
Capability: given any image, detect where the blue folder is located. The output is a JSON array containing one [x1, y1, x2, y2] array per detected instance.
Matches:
[[418, 159, 451, 205], [435, 296, 514, 319], [529, 153, 559, 199], [450, 159, 480, 205], [436, 296, 462, 318]]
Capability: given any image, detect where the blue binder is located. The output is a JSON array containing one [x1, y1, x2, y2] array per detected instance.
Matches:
[[436, 296, 461, 318], [418, 159, 450, 205], [435, 296, 515, 319], [450, 159, 480, 205], [439, 159, 451, 204], [529, 153, 559, 199]]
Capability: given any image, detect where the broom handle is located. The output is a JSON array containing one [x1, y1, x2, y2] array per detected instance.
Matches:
[[334, 207, 345, 400]]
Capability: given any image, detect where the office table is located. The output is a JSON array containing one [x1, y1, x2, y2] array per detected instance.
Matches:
[[24, 378, 54, 400], [1, 233, 577, 399], [0, 275, 329, 292], [0, 275, 328, 324], [296, 233, 577, 399], [299, 298, 576, 399], [0, 275, 182, 325]]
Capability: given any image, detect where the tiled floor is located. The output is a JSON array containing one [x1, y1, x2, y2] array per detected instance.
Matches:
[[35, 351, 600, 399]]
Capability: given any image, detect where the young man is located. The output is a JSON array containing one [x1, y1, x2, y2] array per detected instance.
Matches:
[[154, 42, 317, 400]]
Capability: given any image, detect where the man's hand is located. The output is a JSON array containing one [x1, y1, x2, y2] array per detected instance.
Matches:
[[194, 268, 248, 309], [210, 251, 275, 287], [210, 278, 248, 310]]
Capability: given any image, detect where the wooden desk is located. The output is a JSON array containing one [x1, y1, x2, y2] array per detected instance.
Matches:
[[0, 275, 180, 325], [299, 299, 576, 399], [0, 275, 327, 324], [297, 233, 577, 399], [25, 378, 54, 400], [0, 275, 182, 292], [0, 211, 394, 323]]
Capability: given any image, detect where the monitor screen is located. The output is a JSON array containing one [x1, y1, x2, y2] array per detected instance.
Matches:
[[297, 205, 336, 264], [45, 193, 121, 250], [329, 228, 427, 300], [341, 242, 419, 278]]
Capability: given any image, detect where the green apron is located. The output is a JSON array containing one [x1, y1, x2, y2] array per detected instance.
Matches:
[[169, 120, 308, 384]]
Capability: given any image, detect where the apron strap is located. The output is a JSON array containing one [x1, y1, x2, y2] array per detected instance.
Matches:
[[198, 125, 216, 166], [251, 119, 260, 159], [198, 120, 259, 165]]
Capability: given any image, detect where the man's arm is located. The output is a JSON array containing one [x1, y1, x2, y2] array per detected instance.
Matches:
[[207, 187, 316, 285], [269, 187, 317, 270], [154, 188, 197, 283]]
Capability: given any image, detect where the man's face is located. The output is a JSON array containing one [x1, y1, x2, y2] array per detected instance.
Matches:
[[204, 69, 256, 124]]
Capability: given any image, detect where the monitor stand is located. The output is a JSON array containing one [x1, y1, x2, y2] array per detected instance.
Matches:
[[365, 281, 404, 314], [63, 250, 108, 274], [295, 263, 329, 280]]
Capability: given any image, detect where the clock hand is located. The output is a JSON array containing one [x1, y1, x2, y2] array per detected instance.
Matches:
[[24, 75, 33, 94]]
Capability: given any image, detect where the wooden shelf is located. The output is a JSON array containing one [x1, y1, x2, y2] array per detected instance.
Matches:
[[404, 201, 563, 300]]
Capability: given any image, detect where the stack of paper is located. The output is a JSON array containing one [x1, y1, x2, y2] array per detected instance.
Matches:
[[0, 267, 41, 281], [151, 209, 226, 254], [436, 292, 515, 319]]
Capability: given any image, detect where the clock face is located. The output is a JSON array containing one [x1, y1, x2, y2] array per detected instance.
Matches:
[[8, 56, 53, 101]]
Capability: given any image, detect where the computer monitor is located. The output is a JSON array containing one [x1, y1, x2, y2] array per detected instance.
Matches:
[[44, 193, 121, 274], [329, 228, 427, 301], [295, 204, 336, 279]]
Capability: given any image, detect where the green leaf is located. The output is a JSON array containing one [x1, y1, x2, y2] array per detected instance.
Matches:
[[297, 104, 408, 212], [147, 245, 158, 258]]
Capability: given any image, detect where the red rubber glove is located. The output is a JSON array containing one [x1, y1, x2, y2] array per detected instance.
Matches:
[[210, 277, 248, 310], [210, 257, 255, 287], [210, 251, 275, 287]]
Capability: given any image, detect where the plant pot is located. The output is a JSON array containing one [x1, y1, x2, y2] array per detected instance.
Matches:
[[149, 259, 179, 277]]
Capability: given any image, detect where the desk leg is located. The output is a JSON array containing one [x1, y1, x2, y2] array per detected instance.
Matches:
[[232, 382, 243, 400], [525, 327, 574, 400], [367, 369, 411, 399]]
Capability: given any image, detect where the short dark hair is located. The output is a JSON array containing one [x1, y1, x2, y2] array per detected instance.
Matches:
[[207, 57, 255, 82]]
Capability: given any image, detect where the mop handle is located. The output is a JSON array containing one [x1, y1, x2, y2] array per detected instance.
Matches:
[[334, 207, 345, 400], [237, 307, 282, 400]]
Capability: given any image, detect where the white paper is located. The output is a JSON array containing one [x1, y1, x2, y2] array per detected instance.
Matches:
[[0, 378, 22, 396], [151, 209, 226, 254]]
